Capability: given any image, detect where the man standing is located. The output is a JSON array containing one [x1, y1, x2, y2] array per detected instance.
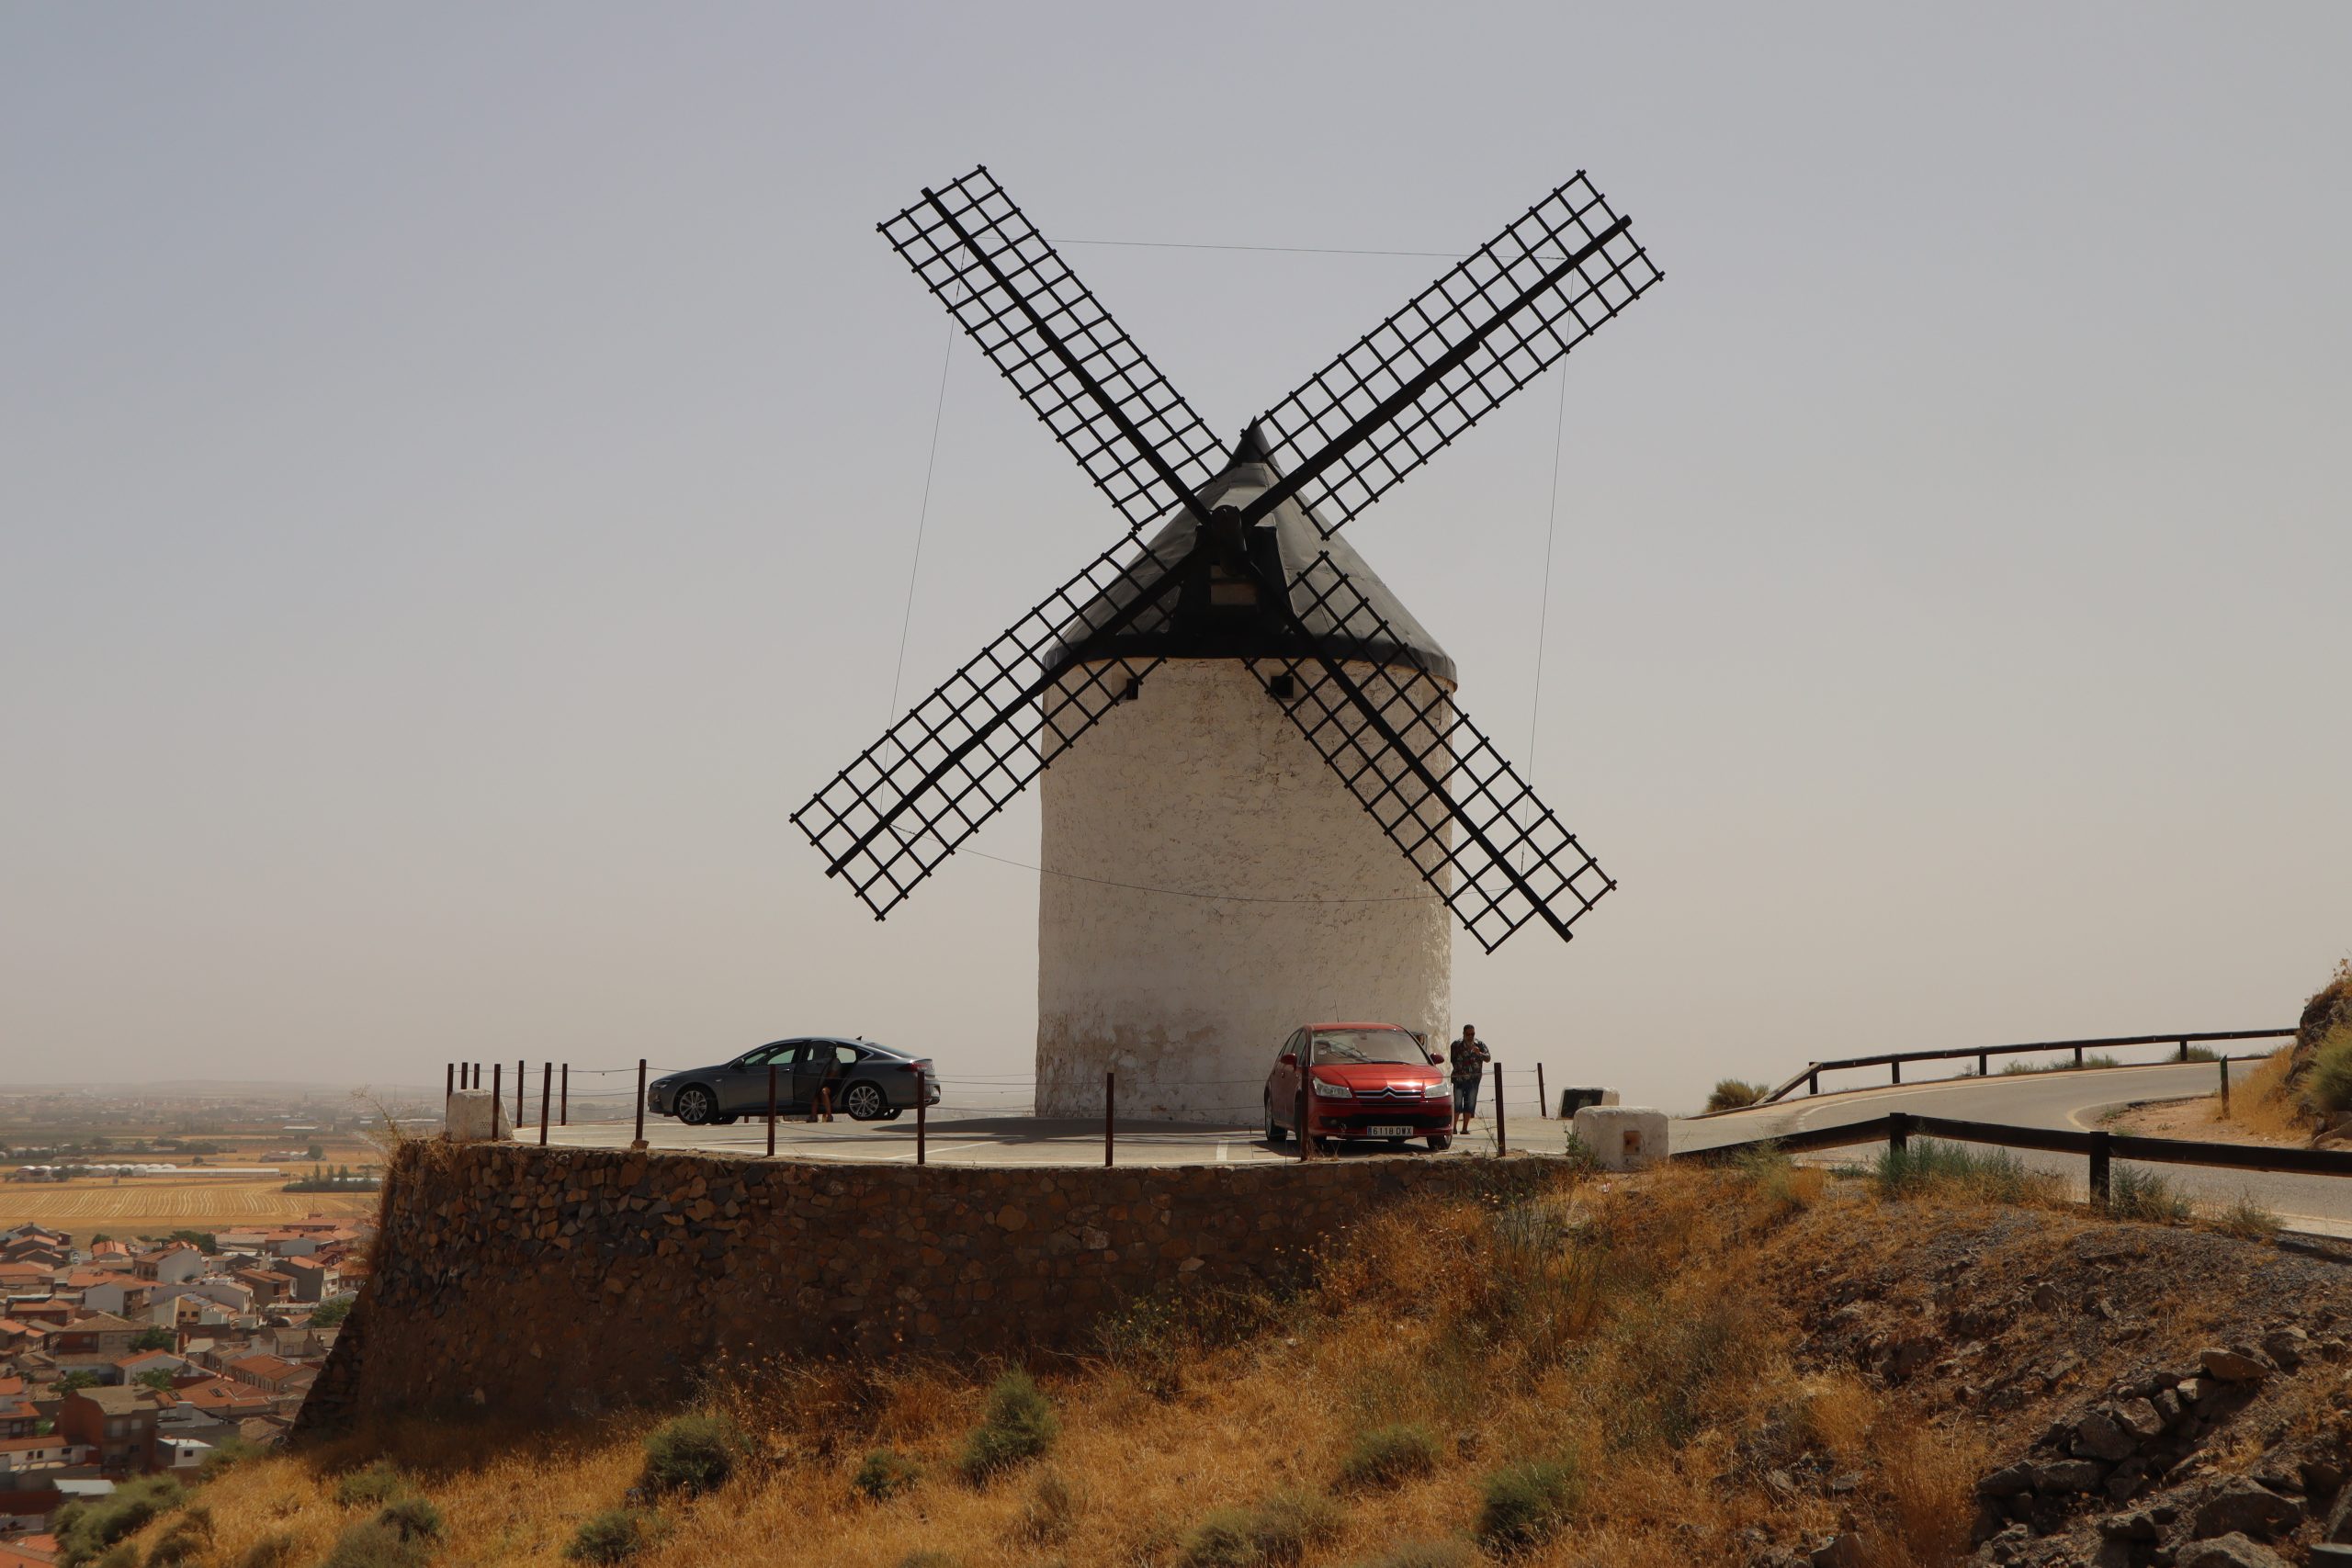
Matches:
[[1450, 1024, 1490, 1135]]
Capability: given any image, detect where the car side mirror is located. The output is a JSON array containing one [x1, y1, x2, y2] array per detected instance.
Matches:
[[1427, 1053, 1443, 1066], [1278, 1053, 1296, 1066]]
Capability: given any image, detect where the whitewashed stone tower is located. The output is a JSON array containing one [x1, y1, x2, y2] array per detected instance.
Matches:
[[795, 166, 1657, 1123], [1033, 441, 1455, 1119]]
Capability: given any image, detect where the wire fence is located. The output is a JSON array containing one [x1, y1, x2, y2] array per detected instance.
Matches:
[[432, 1056, 1583, 1164]]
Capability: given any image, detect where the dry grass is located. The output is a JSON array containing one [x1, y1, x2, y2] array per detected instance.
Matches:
[[0, 1176, 375, 1236], [2213, 1047, 2309, 1142], [125, 1161, 2018, 1568]]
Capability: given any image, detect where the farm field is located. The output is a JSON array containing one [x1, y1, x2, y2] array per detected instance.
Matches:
[[0, 1174, 377, 1239]]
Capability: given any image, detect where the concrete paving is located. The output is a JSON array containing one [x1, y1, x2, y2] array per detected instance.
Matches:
[[540, 1059, 2352, 1233], [544, 1111, 1487, 1167]]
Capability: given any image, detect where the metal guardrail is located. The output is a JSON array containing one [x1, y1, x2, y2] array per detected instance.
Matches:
[[1758, 1028, 2297, 1105], [1678, 1109, 2352, 1203]]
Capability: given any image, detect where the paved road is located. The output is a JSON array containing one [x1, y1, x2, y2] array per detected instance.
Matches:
[[1680, 1061, 2352, 1235]]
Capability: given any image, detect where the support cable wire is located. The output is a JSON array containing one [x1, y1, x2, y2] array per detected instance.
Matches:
[[887, 321, 956, 722], [1529, 364, 1570, 780]]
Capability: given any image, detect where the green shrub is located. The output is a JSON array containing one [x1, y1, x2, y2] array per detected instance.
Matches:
[[2215, 1192, 2280, 1239], [1476, 1459, 1580, 1554], [1870, 1139, 2052, 1205], [2301, 1029, 2352, 1117], [239, 1534, 295, 1568], [2001, 1053, 2121, 1074], [1337, 1424, 1439, 1490], [93, 1547, 136, 1568], [639, 1413, 741, 1496], [958, 1371, 1058, 1483], [1349, 1545, 1476, 1568], [1704, 1079, 1766, 1112], [2108, 1164, 2192, 1224], [56, 1476, 187, 1567], [1177, 1492, 1340, 1568], [334, 1461, 411, 1509], [1558, 1131, 1600, 1173], [198, 1436, 262, 1482], [565, 1507, 662, 1564], [144, 1506, 212, 1568], [853, 1449, 922, 1502], [320, 1519, 427, 1568], [375, 1497, 443, 1543]]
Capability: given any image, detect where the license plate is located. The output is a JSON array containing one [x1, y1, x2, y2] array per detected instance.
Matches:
[[1364, 1124, 1414, 1137]]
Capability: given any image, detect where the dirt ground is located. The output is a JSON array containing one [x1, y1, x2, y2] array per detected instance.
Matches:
[[2103, 1095, 2296, 1145]]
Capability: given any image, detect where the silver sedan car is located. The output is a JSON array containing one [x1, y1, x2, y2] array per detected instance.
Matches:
[[647, 1037, 941, 1125]]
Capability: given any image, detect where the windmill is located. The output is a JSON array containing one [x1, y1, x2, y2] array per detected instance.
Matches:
[[794, 167, 1661, 1122]]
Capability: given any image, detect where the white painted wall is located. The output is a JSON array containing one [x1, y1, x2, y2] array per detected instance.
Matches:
[[1035, 659, 1452, 1122]]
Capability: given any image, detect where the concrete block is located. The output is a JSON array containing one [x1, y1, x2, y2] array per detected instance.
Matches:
[[1573, 1105, 1668, 1170], [445, 1090, 513, 1143], [1556, 1087, 1622, 1117]]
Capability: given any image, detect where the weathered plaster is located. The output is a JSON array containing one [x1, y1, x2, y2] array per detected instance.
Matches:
[[1035, 659, 1452, 1122]]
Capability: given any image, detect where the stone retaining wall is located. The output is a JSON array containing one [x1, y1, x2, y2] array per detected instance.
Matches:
[[298, 1141, 1537, 1432]]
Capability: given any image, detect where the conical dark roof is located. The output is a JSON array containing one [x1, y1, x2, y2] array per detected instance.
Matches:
[[1043, 436, 1455, 685]]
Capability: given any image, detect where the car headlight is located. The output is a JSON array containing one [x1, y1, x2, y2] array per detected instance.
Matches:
[[1423, 1081, 1452, 1100], [1310, 1077, 1351, 1100]]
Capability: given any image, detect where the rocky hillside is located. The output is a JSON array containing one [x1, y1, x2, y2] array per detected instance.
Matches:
[[84, 1151, 2352, 1568]]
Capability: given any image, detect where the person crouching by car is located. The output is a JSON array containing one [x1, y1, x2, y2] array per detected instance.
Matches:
[[1450, 1024, 1490, 1134]]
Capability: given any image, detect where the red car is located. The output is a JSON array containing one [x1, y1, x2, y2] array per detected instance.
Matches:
[[1263, 1021, 1453, 1152]]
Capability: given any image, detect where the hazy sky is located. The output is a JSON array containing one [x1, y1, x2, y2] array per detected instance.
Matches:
[[6, 4, 2347, 1111]]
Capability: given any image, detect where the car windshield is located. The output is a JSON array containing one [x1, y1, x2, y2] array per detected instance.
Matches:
[[1311, 1029, 1430, 1066]]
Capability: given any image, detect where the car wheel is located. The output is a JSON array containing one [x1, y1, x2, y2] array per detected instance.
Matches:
[[1425, 1134, 1452, 1152], [842, 1081, 888, 1122], [674, 1085, 717, 1126], [1263, 1097, 1288, 1144]]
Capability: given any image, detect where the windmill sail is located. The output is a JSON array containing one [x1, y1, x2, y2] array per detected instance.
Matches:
[[1243, 552, 1614, 953], [1245, 173, 1660, 536], [791, 536, 1190, 919], [880, 167, 1227, 531]]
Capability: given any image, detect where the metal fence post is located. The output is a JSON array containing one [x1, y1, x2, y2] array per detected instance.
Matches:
[[2088, 1130, 2111, 1207], [2177, 1039, 2188, 1064], [516, 1058, 526, 1125], [915, 1068, 926, 1167], [1977, 1051, 1988, 1077], [538, 1063, 551, 1145], [1104, 1070, 1115, 1168], [2218, 1056, 2231, 1115], [560, 1064, 569, 1126], [1892, 1059, 1902, 1086], [1808, 1069, 1819, 1096], [1888, 1111, 1910, 1156], [1536, 1063, 1548, 1119], [632, 1058, 646, 1148], [1493, 1061, 1507, 1156], [766, 1063, 777, 1158], [2074, 1045, 2085, 1070], [492, 1061, 502, 1125], [1296, 1079, 1311, 1161]]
